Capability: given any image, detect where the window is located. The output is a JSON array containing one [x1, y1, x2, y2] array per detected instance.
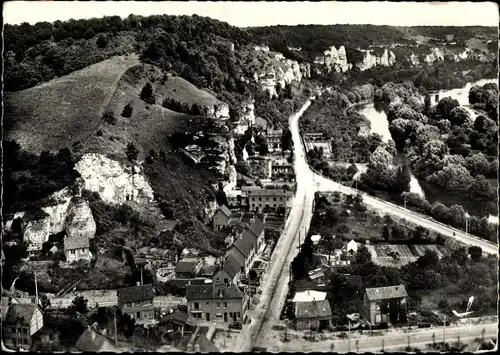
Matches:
[[223, 302, 227, 308], [216, 313, 223, 320], [224, 278, 229, 284], [273, 197, 276, 201], [194, 302, 200, 310], [206, 302, 210, 307], [237, 312, 241, 320], [259, 197, 262, 201], [216, 302, 221, 308], [376, 302, 381, 311], [143, 299, 152, 306], [280, 197, 283, 201], [81, 248, 86, 253], [136, 312, 141, 319], [70, 250, 75, 255], [22, 328, 28, 335]]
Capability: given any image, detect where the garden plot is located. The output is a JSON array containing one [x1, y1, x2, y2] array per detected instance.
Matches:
[[413, 245, 444, 258], [371, 244, 418, 268]]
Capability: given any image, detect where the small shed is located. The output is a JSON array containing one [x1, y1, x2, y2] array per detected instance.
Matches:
[[347, 240, 358, 254]]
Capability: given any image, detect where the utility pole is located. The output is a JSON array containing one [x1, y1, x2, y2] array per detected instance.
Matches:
[[298, 230, 301, 249], [404, 195, 407, 209], [355, 339, 359, 352], [442, 315, 446, 348], [381, 338, 385, 352], [432, 332, 436, 348], [140, 267, 144, 286], [114, 308, 118, 347], [407, 335, 410, 349], [465, 216, 468, 236], [348, 320, 351, 353]]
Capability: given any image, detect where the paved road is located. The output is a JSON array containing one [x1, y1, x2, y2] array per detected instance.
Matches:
[[232, 100, 318, 352], [275, 322, 498, 352]]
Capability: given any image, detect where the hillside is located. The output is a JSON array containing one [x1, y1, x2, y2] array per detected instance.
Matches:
[[4, 55, 140, 153]]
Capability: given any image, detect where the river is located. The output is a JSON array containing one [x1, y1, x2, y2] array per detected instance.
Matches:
[[355, 78, 498, 222]]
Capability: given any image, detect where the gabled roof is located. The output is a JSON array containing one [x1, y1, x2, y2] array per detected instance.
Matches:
[[248, 189, 293, 197], [4, 303, 38, 325], [347, 240, 358, 253], [217, 205, 232, 218], [159, 310, 197, 327], [248, 218, 265, 238], [117, 284, 155, 304], [365, 285, 408, 301], [175, 260, 199, 274], [75, 329, 118, 352], [186, 283, 243, 300], [232, 230, 256, 258], [295, 299, 332, 319], [64, 236, 90, 250], [220, 254, 242, 278], [194, 333, 219, 352]]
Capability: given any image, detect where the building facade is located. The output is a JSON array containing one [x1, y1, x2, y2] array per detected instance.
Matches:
[[212, 206, 232, 231], [117, 284, 155, 325], [186, 284, 247, 323], [2, 303, 44, 350], [362, 285, 408, 325], [248, 189, 293, 213], [64, 236, 92, 263]]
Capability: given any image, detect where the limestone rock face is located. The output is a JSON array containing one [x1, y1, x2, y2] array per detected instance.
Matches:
[[424, 47, 445, 63], [206, 103, 230, 120], [20, 187, 97, 251], [314, 45, 350, 73], [75, 153, 154, 205], [356, 49, 397, 71], [65, 198, 97, 240], [234, 100, 256, 135], [223, 165, 237, 193]]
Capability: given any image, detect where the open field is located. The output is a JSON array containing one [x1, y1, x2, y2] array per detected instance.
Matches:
[[5, 55, 140, 153]]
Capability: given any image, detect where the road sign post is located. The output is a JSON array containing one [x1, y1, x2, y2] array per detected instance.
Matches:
[[355, 339, 359, 352], [381, 338, 385, 352], [481, 328, 486, 343], [407, 335, 410, 349], [432, 332, 436, 348]]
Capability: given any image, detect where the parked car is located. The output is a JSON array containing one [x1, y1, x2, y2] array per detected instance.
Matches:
[[229, 321, 243, 330]]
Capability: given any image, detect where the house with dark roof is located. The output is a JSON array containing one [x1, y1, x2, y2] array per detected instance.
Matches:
[[213, 254, 241, 286], [74, 328, 118, 352], [361, 284, 408, 325], [2, 303, 44, 350], [212, 205, 232, 231], [294, 299, 333, 331], [186, 283, 247, 323], [117, 284, 155, 325], [229, 229, 257, 276], [175, 258, 203, 279], [247, 218, 265, 253], [64, 235, 92, 263], [158, 310, 197, 337]]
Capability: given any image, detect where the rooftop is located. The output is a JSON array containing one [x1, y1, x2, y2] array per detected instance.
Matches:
[[175, 260, 200, 274], [160, 310, 197, 327], [248, 189, 293, 197], [220, 254, 242, 278], [232, 229, 257, 258], [186, 283, 243, 300], [295, 299, 332, 319], [4, 303, 38, 325], [217, 205, 232, 218], [248, 218, 265, 238], [365, 285, 408, 301], [75, 329, 118, 352], [64, 236, 90, 250], [117, 284, 155, 304], [292, 290, 327, 303]]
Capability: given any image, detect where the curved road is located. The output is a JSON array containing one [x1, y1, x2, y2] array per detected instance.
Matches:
[[231, 97, 498, 352]]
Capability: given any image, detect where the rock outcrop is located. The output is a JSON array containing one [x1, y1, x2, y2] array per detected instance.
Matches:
[[356, 48, 397, 71], [234, 99, 256, 135], [15, 186, 97, 251], [75, 153, 154, 205], [313, 45, 350, 73], [424, 47, 445, 64]]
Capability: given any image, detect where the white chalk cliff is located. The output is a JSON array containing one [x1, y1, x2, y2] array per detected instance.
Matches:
[[313, 45, 350, 73], [75, 153, 154, 205], [356, 49, 397, 71]]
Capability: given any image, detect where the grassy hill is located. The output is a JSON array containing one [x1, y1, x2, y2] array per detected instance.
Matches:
[[5, 55, 140, 154]]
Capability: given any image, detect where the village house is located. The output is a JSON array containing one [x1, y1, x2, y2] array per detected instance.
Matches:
[[247, 218, 265, 253], [175, 258, 203, 279], [248, 189, 293, 213], [64, 235, 92, 263], [74, 328, 119, 352], [117, 284, 155, 325], [228, 229, 257, 276], [186, 283, 247, 323], [225, 190, 242, 210], [212, 205, 232, 231], [361, 284, 408, 325], [292, 290, 332, 331], [247, 159, 272, 179], [212, 254, 241, 286], [266, 129, 283, 151], [158, 310, 197, 338], [2, 303, 44, 350]]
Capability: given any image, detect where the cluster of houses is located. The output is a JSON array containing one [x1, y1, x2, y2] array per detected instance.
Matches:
[[226, 186, 293, 214]]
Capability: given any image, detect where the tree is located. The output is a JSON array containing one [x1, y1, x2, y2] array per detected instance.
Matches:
[[449, 107, 471, 126], [355, 245, 372, 265], [391, 224, 407, 240], [125, 142, 139, 162], [424, 93, 431, 115], [436, 97, 459, 121], [96, 33, 108, 48], [382, 225, 391, 241], [71, 296, 89, 315], [140, 82, 155, 104], [40, 294, 51, 311], [451, 247, 468, 266], [121, 103, 133, 118], [281, 128, 293, 151], [468, 246, 482, 261]]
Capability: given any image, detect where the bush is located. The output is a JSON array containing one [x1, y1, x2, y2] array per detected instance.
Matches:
[[121, 103, 133, 118], [103, 111, 117, 125], [140, 82, 156, 105], [96, 129, 103, 136]]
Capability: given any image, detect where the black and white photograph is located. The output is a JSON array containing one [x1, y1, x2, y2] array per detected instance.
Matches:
[[2, 1, 499, 352]]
